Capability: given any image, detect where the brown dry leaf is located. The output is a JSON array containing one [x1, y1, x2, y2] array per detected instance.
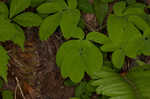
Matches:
[[23, 82, 37, 99]]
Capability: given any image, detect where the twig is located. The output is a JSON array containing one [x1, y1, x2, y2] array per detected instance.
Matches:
[[15, 77, 26, 99]]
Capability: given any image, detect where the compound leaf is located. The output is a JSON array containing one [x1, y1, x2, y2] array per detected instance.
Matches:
[[56, 40, 103, 83], [60, 9, 83, 39], [39, 12, 62, 40], [10, 0, 31, 18], [107, 15, 141, 47], [13, 12, 42, 27], [92, 66, 150, 99], [0, 46, 9, 82]]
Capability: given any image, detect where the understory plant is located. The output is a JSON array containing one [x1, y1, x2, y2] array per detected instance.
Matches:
[[0, 0, 150, 99]]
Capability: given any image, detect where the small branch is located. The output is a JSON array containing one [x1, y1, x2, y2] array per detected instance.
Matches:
[[15, 77, 26, 99]]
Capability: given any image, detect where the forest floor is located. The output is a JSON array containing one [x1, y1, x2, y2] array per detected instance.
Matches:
[[1, 0, 150, 99]]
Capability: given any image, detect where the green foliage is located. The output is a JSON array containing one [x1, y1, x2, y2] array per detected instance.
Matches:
[[0, 0, 43, 82], [94, 0, 108, 25], [70, 97, 80, 99], [31, 0, 46, 7], [64, 79, 77, 86], [92, 65, 150, 99], [101, 0, 114, 3], [67, 0, 77, 9], [78, 0, 94, 13], [2, 90, 13, 99], [37, 0, 84, 40], [39, 12, 62, 40], [0, 46, 9, 82], [13, 12, 42, 27], [86, 32, 110, 44], [86, 1, 150, 69], [0, 2, 8, 18], [56, 40, 103, 82], [37, 0, 67, 14], [112, 49, 125, 69], [60, 9, 84, 39], [75, 81, 95, 99], [10, 0, 31, 18]]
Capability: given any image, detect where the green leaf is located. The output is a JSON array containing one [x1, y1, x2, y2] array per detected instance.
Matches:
[[31, 0, 46, 7], [124, 37, 143, 58], [13, 12, 42, 27], [0, 79, 3, 89], [92, 66, 150, 99], [75, 81, 95, 98], [101, 41, 119, 52], [126, 0, 136, 5], [39, 12, 62, 40], [0, 16, 25, 49], [141, 38, 150, 56], [78, 0, 94, 13], [94, 0, 108, 25], [56, 40, 103, 83], [113, 1, 126, 16], [86, 32, 110, 44], [112, 49, 125, 69], [11, 24, 25, 50], [2, 90, 13, 99], [128, 15, 149, 33], [70, 97, 80, 99], [60, 9, 84, 39], [123, 3, 146, 15], [0, 1, 8, 18], [64, 79, 77, 86], [0, 46, 9, 82], [101, 0, 114, 3], [107, 15, 141, 47], [37, 0, 67, 14], [67, 0, 77, 9], [10, 0, 31, 18]]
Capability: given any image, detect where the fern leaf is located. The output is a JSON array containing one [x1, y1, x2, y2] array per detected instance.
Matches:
[[92, 66, 150, 99], [13, 12, 42, 27], [0, 46, 10, 82], [10, 0, 31, 18]]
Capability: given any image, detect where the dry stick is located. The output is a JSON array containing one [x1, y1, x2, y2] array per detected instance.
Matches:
[[15, 77, 26, 99], [14, 85, 18, 99]]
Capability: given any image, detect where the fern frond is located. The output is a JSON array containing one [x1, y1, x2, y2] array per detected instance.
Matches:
[[92, 66, 150, 99]]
